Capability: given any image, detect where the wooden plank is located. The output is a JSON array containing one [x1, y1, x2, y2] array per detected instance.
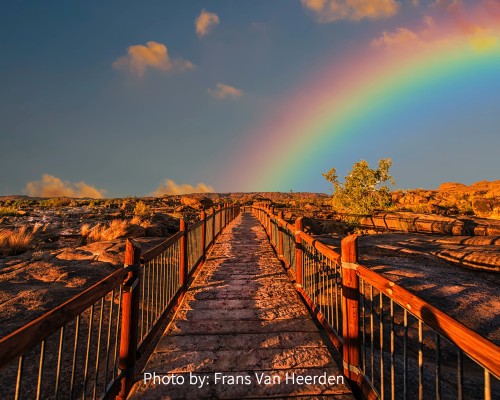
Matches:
[[356, 263, 500, 378]]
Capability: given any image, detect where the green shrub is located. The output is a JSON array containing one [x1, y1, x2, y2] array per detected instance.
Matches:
[[323, 158, 395, 215]]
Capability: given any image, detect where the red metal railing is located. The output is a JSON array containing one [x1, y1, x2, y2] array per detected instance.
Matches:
[[252, 204, 500, 400], [0, 205, 240, 400]]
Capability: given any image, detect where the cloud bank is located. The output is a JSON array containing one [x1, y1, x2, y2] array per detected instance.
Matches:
[[23, 174, 106, 198], [113, 41, 194, 77], [371, 1, 500, 53], [153, 179, 215, 196]]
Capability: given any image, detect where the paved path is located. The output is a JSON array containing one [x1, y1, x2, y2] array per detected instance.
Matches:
[[128, 212, 353, 399]]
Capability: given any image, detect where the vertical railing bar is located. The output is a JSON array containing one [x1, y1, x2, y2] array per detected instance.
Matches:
[[335, 261, 339, 331], [152, 258, 156, 326], [380, 292, 385, 400], [418, 319, 424, 400], [404, 309, 408, 400], [70, 314, 81, 400], [14, 355, 24, 400], [435, 333, 441, 400], [155, 255, 159, 321], [54, 325, 65, 399], [370, 285, 374, 384], [103, 290, 114, 393], [92, 297, 105, 400], [162, 251, 166, 312], [484, 370, 491, 400], [36, 339, 46, 400], [141, 263, 145, 341], [457, 347, 463, 400], [113, 286, 122, 380], [82, 304, 95, 399], [146, 261, 150, 333], [168, 248, 172, 304], [362, 278, 366, 374], [152, 258, 156, 324], [390, 299, 395, 400]]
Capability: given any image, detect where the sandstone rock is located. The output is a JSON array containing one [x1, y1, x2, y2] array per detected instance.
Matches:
[[303, 203, 320, 211], [398, 193, 428, 205], [180, 196, 214, 210], [472, 198, 500, 219]]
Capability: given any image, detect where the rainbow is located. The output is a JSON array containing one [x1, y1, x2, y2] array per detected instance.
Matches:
[[223, 14, 500, 192]]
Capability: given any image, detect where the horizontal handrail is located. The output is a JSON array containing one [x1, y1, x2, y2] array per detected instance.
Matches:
[[298, 232, 341, 265], [0, 267, 127, 369], [356, 263, 500, 377], [142, 231, 184, 262]]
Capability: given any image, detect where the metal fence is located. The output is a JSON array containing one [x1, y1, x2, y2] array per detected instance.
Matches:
[[0, 205, 239, 400], [252, 205, 500, 400]]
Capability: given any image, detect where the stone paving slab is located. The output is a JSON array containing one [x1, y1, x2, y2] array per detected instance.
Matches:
[[167, 319, 320, 336], [174, 307, 309, 321], [128, 212, 353, 399], [155, 332, 327, 352], [145, 347, 333, 373]]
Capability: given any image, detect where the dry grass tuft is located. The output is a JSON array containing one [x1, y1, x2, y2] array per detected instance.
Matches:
[[0, 226, 35, 255], [84, 219, 134, 243], [134, 201, 150, 217]]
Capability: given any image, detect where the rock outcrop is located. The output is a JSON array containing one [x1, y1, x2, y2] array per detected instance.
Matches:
[[394, 180, 500, 219]]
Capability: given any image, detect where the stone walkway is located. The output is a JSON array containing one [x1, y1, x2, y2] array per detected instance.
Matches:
[[128, 212, 353, 399]]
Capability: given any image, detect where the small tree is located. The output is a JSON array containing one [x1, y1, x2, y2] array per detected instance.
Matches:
[[323, 158, 395, 215]]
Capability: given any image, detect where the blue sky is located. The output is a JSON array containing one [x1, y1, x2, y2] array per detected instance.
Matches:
[[1, 0, 499, 197]]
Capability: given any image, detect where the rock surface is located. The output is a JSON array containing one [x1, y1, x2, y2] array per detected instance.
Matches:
[[394, 180, 500, 219]]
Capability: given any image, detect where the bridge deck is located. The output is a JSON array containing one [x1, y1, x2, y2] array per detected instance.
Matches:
[[128, 212, 353, 399]]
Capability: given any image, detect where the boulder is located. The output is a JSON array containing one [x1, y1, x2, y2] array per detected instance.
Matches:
[[472, 198, 500, 220], [180, 196, 214, 210]]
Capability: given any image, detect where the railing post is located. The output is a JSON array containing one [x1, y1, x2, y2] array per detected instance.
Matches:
[[211, 206, 215, 244], [200, 211, 206, 260], [295, 217, 303, 287], [341, 234, 361, 382], [180, 219, 188, 290], [278, 211, 284, 258], [217, 204, 222, 235], [117, 239, 141, 400]]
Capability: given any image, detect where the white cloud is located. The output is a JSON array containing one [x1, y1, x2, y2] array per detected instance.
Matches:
[[195, 9, 220, 37], [23, 174, 105, 198], [153, 179, 214, 196], [208, 83, 243, 100], [113, 41, 194, 77]]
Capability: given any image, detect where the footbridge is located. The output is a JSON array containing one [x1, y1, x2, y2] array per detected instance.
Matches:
[[0, 205, 498, 399]]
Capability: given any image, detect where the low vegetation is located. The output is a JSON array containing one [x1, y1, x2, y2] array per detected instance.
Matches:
[[82, 219, 144, 243], [0, 225, 37, 255], [134, 200, 151, 217], [0, 206, 21, 216], [323, 158, 395, 215]]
